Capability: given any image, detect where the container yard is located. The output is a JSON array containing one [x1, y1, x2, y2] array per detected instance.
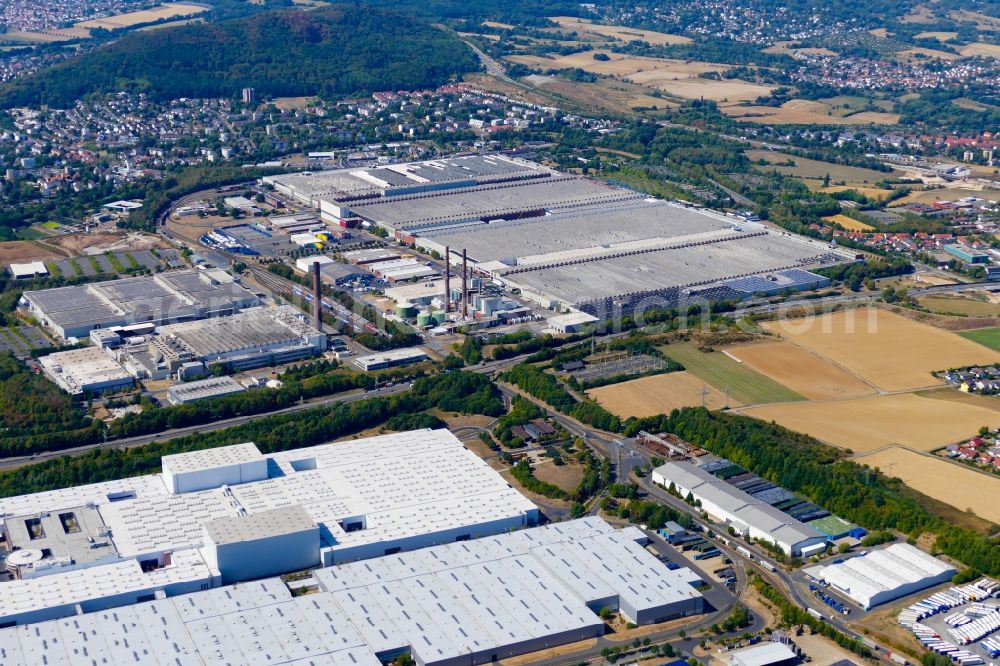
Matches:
[[898, 578, 1000, 664]]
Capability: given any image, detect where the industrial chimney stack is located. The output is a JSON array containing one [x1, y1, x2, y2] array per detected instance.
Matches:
[[311, 261, 323, 333], [444, 246, 451, 314], [461, 249, 468, 320]]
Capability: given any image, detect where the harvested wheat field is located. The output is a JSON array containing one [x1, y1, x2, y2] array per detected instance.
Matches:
[[823, 214, 874, 231], [762, 309, 1000, 391], [507, 51, 725, 79], [858, 447, 1000, 524], [741, 393, 1000, 453], [624, 61, 728, 83], [816, 185, 895, 201], [76, 2, 208, 29], [549, 17, 691, 45], [647, 78, 774, 101], [725, 341, 875, 400], [0, 240, 64, 265], [587, 372, 733, 418], [959, 42, 1000, 59], [915, 31, 958, 41], [724, 104, 899, 125], [897, 47, 960, 61]]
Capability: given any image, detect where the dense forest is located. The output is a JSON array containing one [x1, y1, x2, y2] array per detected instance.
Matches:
[[0, 371, 502, 497], [0, 4, 480, 108]]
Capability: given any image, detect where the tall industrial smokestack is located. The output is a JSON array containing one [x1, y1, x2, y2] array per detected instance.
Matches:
[[444, 246, 451, 314], [461, 249, 468, 320], [311, 260, 323, 333]]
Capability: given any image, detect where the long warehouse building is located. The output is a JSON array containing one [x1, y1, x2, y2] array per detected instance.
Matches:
[[21, 268, 260, 340], [652, 461, 827, 557], [0, 430, 539, 627], [805, 543, 956, 609], [0, 517, 704, 666]]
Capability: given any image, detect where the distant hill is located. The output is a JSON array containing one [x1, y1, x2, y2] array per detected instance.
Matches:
[[0, 4, 480, 108]]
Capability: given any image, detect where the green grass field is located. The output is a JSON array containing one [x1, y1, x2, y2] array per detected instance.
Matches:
[[919, 296, 1000, 317], [659, 341, 804, 405], [958, 327, 1000, 353]]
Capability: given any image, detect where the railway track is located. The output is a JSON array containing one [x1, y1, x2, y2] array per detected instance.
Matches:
[[245, 264, 384, 336]]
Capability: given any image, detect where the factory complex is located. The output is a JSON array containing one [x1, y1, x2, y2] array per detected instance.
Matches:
[[806, 543, 957, 609], [34, 304, 327, 395], [652, 461, 829, 557], [22, 268, 260, 341], [0, 517, 705, 666], [0, 428, 709, 666], [0, 430, 540, 626], [119, 304, 327, 379], [264, 156, 852, 316]]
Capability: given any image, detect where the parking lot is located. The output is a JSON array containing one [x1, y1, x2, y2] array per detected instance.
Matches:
[[0, 325, 53, 357]]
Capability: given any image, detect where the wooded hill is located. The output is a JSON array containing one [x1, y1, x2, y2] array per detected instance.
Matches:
[[0, 4, 480, 108]]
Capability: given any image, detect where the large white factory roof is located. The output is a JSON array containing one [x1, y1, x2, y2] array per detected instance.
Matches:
[[0, 518, 704, 666], [0, 430, 536, 565], [812, 543, 956, 609], [162, 441, 264, 475]]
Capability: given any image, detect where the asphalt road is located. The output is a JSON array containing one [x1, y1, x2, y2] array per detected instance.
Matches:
[[0, 383, 409, 471]]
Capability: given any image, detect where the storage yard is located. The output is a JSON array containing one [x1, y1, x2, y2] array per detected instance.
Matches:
[[762, 309, 1000, 392], [857, 447, 1000, 525], [898, 578, 1000, 664]]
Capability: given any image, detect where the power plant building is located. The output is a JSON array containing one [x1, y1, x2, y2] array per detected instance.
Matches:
[[22, 269, 260, 340], [0, 517, 705, 666]]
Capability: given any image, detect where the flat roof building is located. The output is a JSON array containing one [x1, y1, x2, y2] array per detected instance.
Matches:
[[22, 269, 260, 340], [8, 261, 47, 280], [0, 517, 704, 666], [166, 375, 246, 405], [0, 429, 540, 626], [39, 346, 133, 396], [729, 642, 799, 666], [808, 543, 956, 609], [652, 461, 827, 557], [354, 347, 428, 371], [262, 154, 551, 215], [124, 305, 326, 379]]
